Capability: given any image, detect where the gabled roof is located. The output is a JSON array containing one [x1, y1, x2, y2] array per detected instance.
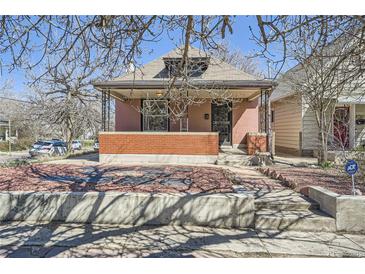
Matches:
[[270, 76, 297, 102], [270, 31, 365, 104], [94, 46, 276, 90], [271, 68, 365, 104], [115, 46, 258, 82]]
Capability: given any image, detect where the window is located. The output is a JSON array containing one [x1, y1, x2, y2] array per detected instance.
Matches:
[[271, 110, 275, 123], [142, 100, 168, 131], [164, 57, 209, 78]]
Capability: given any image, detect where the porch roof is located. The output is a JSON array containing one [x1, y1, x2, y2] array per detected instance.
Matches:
[[94, 79, 276, 89]]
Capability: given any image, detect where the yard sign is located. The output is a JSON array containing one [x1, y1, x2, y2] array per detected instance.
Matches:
[[345, 160, 358, 195]]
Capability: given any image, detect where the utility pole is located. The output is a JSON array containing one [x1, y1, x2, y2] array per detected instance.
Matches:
[[267, 60, 272, 79]]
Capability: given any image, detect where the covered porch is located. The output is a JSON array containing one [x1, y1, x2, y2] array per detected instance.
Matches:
[[94, 81, 274, 164]]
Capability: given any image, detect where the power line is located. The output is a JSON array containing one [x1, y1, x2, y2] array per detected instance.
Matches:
[[0, 96, 31, 104]]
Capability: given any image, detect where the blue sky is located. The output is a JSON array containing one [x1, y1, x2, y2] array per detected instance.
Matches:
[[1, 16, 279, 97]]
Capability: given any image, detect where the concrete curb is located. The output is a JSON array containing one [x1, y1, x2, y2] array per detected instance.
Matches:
[[0, 191, 255, 229]]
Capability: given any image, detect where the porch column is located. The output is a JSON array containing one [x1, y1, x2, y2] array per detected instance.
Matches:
[[349, 104, 356, 148], [262, 88, 273, 156], [101, 89, 111, 131]]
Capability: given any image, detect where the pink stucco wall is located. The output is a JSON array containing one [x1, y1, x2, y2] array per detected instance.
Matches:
[[232, 98, 259, 146], [187, 101, 211, 132], [115, 99, 141, 131], [114, 98, 260, 146], [114, 99, 212, 132]]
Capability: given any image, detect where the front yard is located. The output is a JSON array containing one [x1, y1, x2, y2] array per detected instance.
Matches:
[[0, 164, 233, 193], [260, 166, 365, 195], [1, 159, 364, 196]]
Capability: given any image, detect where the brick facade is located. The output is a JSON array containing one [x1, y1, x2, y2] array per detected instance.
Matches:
[[99, 132, 219, 155]]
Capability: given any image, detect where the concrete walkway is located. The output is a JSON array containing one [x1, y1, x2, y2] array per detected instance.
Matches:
[[0, 222, 364, 258], [273, 153, 318, 167]]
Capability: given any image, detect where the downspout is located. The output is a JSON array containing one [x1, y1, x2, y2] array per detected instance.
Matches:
[[267, 88, 273, 158]]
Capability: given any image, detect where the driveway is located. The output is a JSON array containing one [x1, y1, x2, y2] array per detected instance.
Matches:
[[0, 222, 364, 258]]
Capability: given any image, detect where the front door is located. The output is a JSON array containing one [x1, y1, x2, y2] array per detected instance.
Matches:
[[211, 102, 232, 146], [333, 106, 350, 148]]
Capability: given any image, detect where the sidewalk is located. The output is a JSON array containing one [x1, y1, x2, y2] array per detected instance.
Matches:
[[0, 150, 29, 164], [0, 222, 364, 258]]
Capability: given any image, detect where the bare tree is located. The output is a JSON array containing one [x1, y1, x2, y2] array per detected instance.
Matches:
[[28, 50, 103, 151], [275, 20, 365, 163], [252, 16, 365, 77], [0, 16, 239, 129], [211, 43, 264, 78], [0, 16, 235, 82]]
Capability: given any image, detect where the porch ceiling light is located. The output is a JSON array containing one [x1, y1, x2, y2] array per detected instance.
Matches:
[[156, 91, 163, 97]]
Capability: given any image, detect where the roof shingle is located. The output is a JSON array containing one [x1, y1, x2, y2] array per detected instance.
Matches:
[[114, 46, 259, 82]]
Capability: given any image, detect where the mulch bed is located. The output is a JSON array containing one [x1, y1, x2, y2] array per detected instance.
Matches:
[[260, 166, 365, 195], [0, 164, 233, 194]]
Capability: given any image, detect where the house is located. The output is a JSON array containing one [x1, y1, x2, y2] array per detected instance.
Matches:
[[270, 77, 365, 157], [93, 46, 275, 164], [0, 115, 10, 142], [0, 116, 8, 141]]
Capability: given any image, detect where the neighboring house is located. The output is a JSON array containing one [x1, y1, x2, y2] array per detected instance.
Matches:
[[93, 46, 275, 164], [0, 115, 18, 142], [0, 115, 8, 141], [270, 78, 365, 156]]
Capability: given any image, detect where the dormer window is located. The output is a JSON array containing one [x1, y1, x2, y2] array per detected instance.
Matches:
[[163, 57, 209, 78]]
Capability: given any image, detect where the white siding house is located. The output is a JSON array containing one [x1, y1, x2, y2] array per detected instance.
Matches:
[[271, 84, 365, 156]]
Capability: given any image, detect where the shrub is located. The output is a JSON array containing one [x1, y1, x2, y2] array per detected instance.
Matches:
[[320, 161, 335, 169], [81, 139, 95, 148], [0, 138, 34, 152], [0, 158, 30, 168]]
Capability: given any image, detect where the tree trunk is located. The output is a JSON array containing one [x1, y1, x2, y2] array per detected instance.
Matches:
[[66, 118, 73, 153], [318, 114, 329, 164]]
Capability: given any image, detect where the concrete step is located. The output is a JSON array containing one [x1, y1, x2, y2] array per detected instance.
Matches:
[[255, 198, 319, 211], [216, 160, 251, 167], [218, 155, 246, 159], [255, 209, 336, 232], [252, 189, 319, 211]]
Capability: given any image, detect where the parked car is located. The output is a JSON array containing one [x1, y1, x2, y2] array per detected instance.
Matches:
[[71, 140, 82, 151], [31, 140, 45, 150], [93, 140, 99, 151], [29, 140, 67, 157]]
